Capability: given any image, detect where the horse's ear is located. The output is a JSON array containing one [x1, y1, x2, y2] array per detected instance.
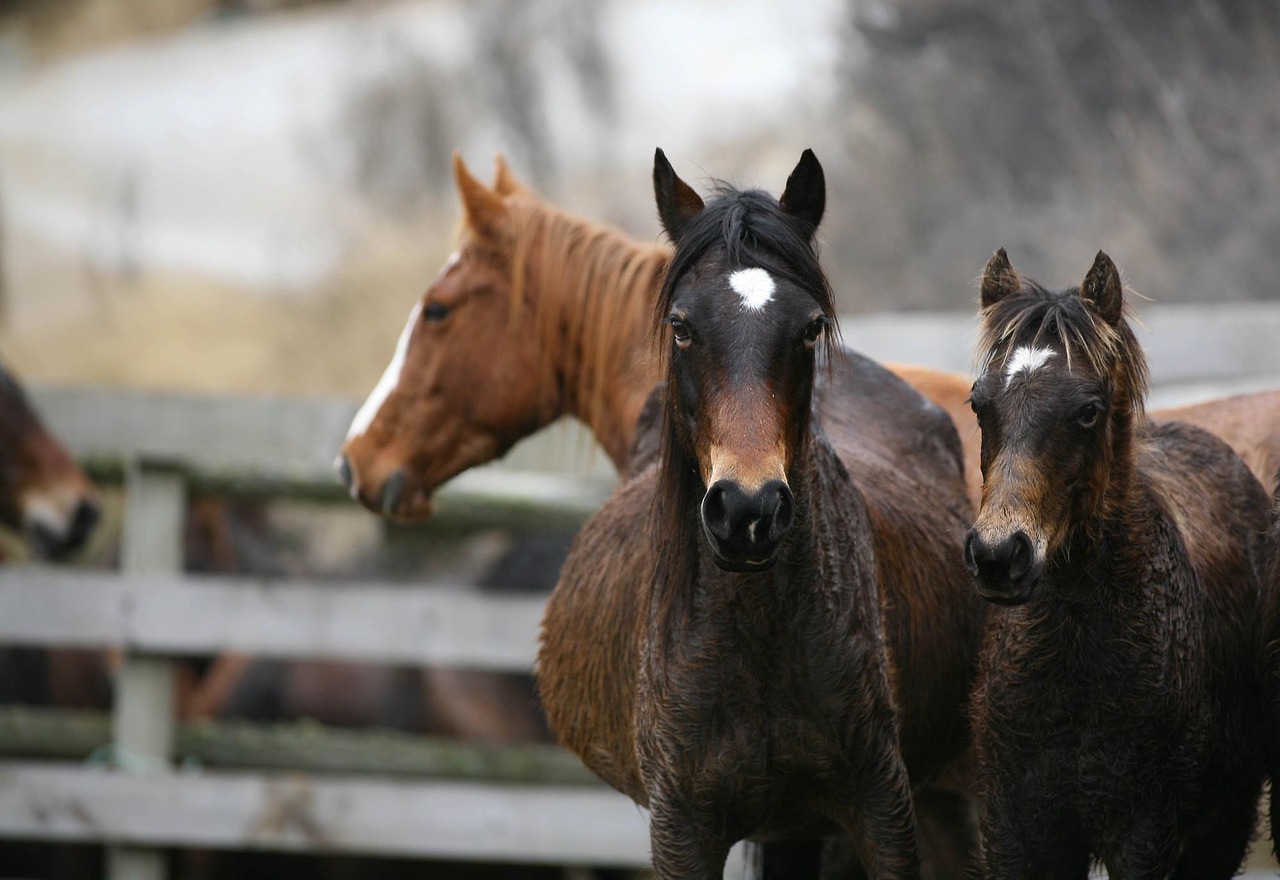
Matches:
[[980, 248, 1019, 310], [1079, 250, 1124, 326], [779, 148, 825, 231], [453, 151, 507, 239], [653, 148, 704, 242], [493, 153, 524, 195]]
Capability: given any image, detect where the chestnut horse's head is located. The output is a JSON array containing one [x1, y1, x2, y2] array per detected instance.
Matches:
[[338, 154, 664, 521], [0, 364, 98, 559], [337, 155, 565, 521], [652, 148, 835, 572], [964, 249, 1146, 604]]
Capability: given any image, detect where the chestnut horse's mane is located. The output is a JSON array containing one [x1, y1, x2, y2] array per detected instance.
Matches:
[[504, 193, 669, 430], [978, 282, 1149, 417]]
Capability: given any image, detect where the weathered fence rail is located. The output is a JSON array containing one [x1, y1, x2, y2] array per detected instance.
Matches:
[[0, 304, 1277, 879]]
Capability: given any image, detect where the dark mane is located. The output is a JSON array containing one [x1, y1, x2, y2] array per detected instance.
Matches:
[[978, 280, 1150, 416], [653, 186, 839, 346]]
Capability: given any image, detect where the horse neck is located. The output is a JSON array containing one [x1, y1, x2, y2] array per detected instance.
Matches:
[[514, 202, 668, 470]]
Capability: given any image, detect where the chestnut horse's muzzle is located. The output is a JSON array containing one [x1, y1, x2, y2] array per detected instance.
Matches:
[[963, 527, 1043, 605], [700, 478, 794, 572]]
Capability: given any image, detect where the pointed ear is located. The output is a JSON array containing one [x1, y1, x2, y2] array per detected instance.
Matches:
[[493, 153, 524, 196], [453, 151, 507, 239], [980, 248, 1020, 310], [653, 148, 704, 242], [779, 148, 825, 231], [1080, 250, 1124, 326]]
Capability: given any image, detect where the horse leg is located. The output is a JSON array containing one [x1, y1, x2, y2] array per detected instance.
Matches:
[[1170, 773, 1259, 880], [1099, 812, 1180, 880], [979, 791, 1089, 880], [647, 799, 730, 880], [832, 753, 921, 880]]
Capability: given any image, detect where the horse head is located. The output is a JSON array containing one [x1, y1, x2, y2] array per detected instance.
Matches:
[[0, 363, 99, 559], [652, 148, 836, 572], [964, 249, 1146, 603]]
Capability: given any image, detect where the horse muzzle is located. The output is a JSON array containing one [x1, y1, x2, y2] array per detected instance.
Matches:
[[335, 456, 435, 522], [700, 478, 794, 572], [963, 527, 1044, 605]]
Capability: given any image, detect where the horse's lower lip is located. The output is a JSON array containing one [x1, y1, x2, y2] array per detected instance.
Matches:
[[709, 548, 777, 573], [975, 579, 1037, 606]]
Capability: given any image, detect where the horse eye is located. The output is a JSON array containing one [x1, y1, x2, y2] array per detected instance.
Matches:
[[803, 318, 826, 349], [1077, 403, 1101, 428], [423, 302, 451, 322], [669, 317, 692, 346]]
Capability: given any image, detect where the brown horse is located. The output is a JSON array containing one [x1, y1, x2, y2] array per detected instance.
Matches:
[[0, 361, 98, 560], [337, 155, 1280, 523], [966, 250, 1268, 878], [539, 150, 984, 878]]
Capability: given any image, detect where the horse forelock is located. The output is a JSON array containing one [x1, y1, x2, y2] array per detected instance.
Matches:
[[979, 283, 1148, 418], [503, 194, 668, 430], [654, 187, 839, 346]]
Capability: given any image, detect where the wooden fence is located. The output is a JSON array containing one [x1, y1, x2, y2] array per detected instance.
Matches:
[[0, 303, 1277, 879], [0, 391, 675, 878]]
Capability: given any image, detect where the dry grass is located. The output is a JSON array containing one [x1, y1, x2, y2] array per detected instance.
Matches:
[[0, 227, 453, 397]]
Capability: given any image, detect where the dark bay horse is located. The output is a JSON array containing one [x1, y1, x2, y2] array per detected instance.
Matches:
[[336, 155, 1280, 521], [966, 250, 1268, 879], [0, 362, 98, 560], [538, 150, 984, 878]]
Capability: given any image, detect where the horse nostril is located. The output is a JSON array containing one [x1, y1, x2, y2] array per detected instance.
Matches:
[[963, 530, 980, 577], [379, 469, 407, 516], [701, 482, 733, 542], [69, 499, 100, 546], [335, 455, 355, 492], [1007, 530, 1034, 581], [765, 481, 794, 542]]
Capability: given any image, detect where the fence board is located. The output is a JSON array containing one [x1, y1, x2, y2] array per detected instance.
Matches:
[[0, 762, 652, 867], [0, 708, 599, 786], [0, 570, 545, 671]]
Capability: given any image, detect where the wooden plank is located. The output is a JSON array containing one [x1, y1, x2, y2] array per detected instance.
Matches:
[[0, 570, 545, 671], [0, 708, 600, 786], [109, 462, 186, 880], [0, 762, 652, 867], [28, 388, 616, 485]]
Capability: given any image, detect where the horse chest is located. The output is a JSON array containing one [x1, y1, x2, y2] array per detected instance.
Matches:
[[641, 608, 879, 811]]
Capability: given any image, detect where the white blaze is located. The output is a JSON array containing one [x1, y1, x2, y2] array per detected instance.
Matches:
[[728, 268, 775, 311], [1004, 345, 1056, 387], [346, 302, 422, 440]]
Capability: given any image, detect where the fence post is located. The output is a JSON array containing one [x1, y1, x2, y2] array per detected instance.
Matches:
[[106, 460, 185, 880]]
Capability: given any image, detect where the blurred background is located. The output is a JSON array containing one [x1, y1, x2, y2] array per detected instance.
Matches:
[[1, 0, 1278, 396], [0, 1, 1278, 878]]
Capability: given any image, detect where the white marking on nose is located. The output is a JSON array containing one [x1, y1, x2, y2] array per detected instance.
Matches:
[[440, 250, 461, 275], [347, 303, 422, 440], [1004, 345, 1056, 387], [728, 268, 775, 311]]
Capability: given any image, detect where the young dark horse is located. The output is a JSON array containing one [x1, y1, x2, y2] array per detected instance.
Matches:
[[965, 250, 1268, 879], [539, 150, 985, 879]]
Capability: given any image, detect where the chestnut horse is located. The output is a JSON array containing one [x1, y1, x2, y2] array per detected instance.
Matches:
[[539, 150, 984, 878], [966, 250, 1268, 878]]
